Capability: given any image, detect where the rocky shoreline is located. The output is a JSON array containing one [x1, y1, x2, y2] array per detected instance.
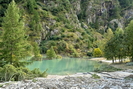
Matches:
[[1, 70, 133, 89]]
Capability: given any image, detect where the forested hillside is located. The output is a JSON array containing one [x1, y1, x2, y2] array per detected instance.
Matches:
[[0, 0, 133, 60]]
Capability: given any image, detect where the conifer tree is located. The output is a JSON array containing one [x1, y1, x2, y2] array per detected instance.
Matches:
[[46, 46, 57, 59], [104, 28, 125, 63], [27, 0, 37, 14], [104, 28, 114, 40], [0, 0, 32, 67], [125, 20, 133, 62]]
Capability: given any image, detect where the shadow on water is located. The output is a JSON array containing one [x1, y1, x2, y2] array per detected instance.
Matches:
[[27, 58, 104, 75]]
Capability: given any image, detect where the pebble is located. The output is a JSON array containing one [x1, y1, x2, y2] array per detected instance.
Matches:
[[0, 71, 133, 89]]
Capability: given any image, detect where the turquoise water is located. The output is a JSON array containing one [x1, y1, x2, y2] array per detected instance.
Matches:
[[27, 58, 102, 75]]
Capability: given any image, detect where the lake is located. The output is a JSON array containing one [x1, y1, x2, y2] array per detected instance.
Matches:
[[27, 58, 104, 75]]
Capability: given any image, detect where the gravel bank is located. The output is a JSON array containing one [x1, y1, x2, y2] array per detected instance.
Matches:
[[1, 70, 133, 89]]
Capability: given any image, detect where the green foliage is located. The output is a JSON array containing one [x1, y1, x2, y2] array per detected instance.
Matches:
[[56, 55, 62, 59], [104, 28, 114, 40], [0, 0, 32, 67], [69, 45, 80, 57], [0, 64, 47, 81], [27, 0, 37, 14], [32, 42, 42, 60], [33, 10, 40, 23], [104, 28, 126, 63], [91, 74, 100, 79], [93, 48, 103, 57], [31, 68, 48, 77], [94, 64, 122, 72], [2, 64, 17, 81], [46, 46, 57, 59], [1, 0, 128, 58], [110, 5, 121, 19], [118, 0, 133, 9], [87, 51, 92, 57], [125, 20, 133, 62]]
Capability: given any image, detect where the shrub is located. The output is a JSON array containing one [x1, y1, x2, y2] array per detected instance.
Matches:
[[87, 51, 92, 57], [2, 64, 17, 81], [91, 74, 100, 79], [57, 41, 67, 52], [69, 45, 80, 57], [56, 55, 62, 59], [46, 46, 57, 59], [0, 64, 48, 81], [28, 68, 47, 79], [126, 62, 133, 66], [93, 48, 103, 57], [72, 52, 80, 58], [94, 65, 122, 72], [74, 43, 80, 49]]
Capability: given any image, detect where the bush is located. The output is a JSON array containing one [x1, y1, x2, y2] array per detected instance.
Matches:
[[56, 55, 62, 59], [2, 64, 17, 81], [72, 52, 80, 58], [93, 48, 103, 57], [91, 74, 100, 79], [94, 65, 122, 72], [70, 45, 80, 57], [0, 64, 48, 81], [74, 43, 80, 49], [32, 54, 42, 61], [126, 62, 133, 66], [87, 51, 92, 57], [46, 46, 57, 59]]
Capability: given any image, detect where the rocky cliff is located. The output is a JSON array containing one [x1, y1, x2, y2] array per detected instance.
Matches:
[[0, 0, 133, 57]]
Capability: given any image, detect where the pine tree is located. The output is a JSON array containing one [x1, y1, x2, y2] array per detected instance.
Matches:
[[46, 46, 57, 59], [104, 28, 126, 63], [104, 38, 116, 63], [27, 0, 37, 14], [125, 20, 133, 62], [104, 28, 114, 40], [0, 0, 32, 67]]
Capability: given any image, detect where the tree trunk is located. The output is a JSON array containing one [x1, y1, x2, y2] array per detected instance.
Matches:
[[131, 57, 133, 62], [112, 59, 114, 63]]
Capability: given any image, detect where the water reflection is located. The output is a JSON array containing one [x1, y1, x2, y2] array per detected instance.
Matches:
[[27, 58, 102, 75]]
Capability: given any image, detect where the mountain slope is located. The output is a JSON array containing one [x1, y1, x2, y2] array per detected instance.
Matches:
[[0, 0, 133, 57]]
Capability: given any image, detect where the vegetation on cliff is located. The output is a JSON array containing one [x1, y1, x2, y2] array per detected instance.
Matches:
[[0, 0, 133, 81], [0, 0, 133, 58]]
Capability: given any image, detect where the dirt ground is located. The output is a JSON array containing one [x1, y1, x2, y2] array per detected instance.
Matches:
[[90, 57, 133, 70], [110, 63, 133, 70]]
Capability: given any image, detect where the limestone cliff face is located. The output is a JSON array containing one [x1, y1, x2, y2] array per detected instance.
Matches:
[[70, 0, 133, 31], [42, 0, 133, 35], [38, 0, 133, 56]]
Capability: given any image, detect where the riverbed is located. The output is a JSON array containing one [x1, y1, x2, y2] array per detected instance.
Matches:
[[1, 58, 133, 89], [1, 70, 133, 89]]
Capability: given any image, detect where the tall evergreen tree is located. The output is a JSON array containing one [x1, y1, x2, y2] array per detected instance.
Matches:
[[104, 38, 116, 63], [114, 28, 125, 62], [125, 20, 133, 62], [0, 0, 32, 67], [104, 28, 126, 63]]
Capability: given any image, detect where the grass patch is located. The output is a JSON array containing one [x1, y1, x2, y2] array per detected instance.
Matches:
[[91, 74, 100, 79], [0, 84, 3, 87], [124, 75, 133, 80], [94, 64, 122, 72]]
